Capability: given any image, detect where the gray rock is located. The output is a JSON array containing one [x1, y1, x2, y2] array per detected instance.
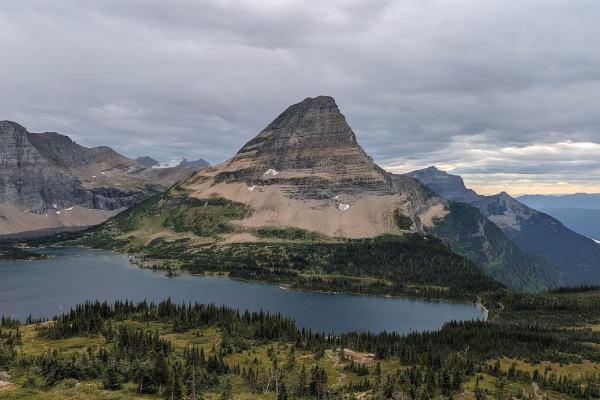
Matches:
[[215, 96, 394, 199]]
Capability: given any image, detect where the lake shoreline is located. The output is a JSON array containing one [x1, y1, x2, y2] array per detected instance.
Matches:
[[1, 247, 485, 333]]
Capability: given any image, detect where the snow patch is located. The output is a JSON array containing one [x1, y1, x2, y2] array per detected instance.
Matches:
[[101, 172, 106, 175], [64, 207, 74, 211], [45, 213, 47, 217], [248, 185, 256, 191], [338, 203, 350, 211], [593, 239, 600, 244], [56, 211, 61, 215], [264, 169, 279, 176], [92, 175, 96, 178], [334, 195, 339, 199], [152, 157, 185, 169]]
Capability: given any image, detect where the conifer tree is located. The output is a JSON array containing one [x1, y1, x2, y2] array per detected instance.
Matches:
[[102, 364, 122, 390], [220, 375, 233, 400]]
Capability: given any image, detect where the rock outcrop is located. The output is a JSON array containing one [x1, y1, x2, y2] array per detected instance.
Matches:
[[214, 96, 394, 199], [135, 156, 160, 168], [0, 121, 203, 234]]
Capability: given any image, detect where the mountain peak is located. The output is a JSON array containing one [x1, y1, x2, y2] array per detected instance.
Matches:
[[0, 120, 27, 131], [406, 166, 479, 203], [215, 96, 391, 197], [135, 155, 160, 167], [237, 95, 357, 158]]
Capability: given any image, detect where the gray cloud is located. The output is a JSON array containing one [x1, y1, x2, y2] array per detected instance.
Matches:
[[1, 0, 599, 193]]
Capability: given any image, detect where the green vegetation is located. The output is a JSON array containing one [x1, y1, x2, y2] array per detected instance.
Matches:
[[4, 295, 600, 400], [100, 190, 250, 238], [485, 285, 600, 326], [163, 195, 250, 237], [394, 209, 413, 230], [255, 227, 329, 242], [0, 242, 45, 261], [27, 230, 505, 304], [426, 201, 559, 292]]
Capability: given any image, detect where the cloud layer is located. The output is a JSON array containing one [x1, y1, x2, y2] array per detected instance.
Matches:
[[1, 0, 599, 194]]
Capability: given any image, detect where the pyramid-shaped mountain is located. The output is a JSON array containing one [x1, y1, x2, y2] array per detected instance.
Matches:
[[96, 96, 559, 291], [214, 96, 394, 198]]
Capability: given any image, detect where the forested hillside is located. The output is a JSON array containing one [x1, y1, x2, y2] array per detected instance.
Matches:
[[3, 288, 600, 400]]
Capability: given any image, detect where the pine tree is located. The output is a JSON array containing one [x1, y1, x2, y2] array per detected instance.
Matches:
[[278, 381, 289, 400], [102, 364, 122, 390], [374, 361, 382, 387], [299, 363, 307, 398], [442, 369, 452, 396], [475, 376, 486, 400], [286, 345, 296, 371], [220, 375, 233, 400]]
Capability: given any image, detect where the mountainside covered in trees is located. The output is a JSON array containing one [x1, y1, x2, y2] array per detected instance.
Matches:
[[407, 166, 600, 286], [75, 96, 558, 291], [0, 121, 205, 235]]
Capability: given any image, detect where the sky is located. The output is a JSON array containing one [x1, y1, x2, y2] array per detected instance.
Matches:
[[1, 0, 599, 195]]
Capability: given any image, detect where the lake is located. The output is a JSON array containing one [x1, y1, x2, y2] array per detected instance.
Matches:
[[0, 247, 484, 334]]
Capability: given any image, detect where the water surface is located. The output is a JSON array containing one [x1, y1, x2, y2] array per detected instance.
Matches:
[[0, 247, 484, 333]]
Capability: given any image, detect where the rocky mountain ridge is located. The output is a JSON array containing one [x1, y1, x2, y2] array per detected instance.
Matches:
[[0, 121, 203, 235], [407, 166, 600, 285]]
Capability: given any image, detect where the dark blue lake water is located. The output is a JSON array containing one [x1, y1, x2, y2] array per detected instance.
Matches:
[[0, 247, 484, 333]]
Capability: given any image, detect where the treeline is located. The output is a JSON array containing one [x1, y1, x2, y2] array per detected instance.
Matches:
[[0, 241, 46, 261], [4, 299, 600, 399], [485, 359, 600, 399], [484, 289, 600, 326], [179, 234, 506, 303], [548, 284, 600, 294]]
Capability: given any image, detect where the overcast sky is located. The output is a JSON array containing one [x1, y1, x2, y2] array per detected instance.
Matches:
[[1, 0, 599, 195]]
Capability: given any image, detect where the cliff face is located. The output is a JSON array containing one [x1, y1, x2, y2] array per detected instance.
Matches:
[[0, 121, 78, 212], [0, 121, 202, 234], [407, 166, 600, 286], [98, 96, 559, 291], [214, 96, 394, 199]]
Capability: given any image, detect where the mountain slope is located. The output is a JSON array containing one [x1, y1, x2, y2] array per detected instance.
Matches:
[[89, 96, 558, 291], [0, 121, 201, 235], [537, 208, 600, 240], [517, 194, 600, 240], [407, 166, 600, 285]]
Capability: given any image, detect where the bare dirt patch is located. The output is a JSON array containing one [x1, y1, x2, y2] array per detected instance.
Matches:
[[343, 349, 376, 366], [419, 203, 449, 227]]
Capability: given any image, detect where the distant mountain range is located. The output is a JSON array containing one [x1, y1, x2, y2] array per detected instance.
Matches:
[[517, 193, 600, 210], [0, 121, 205, 235], [407, 167, 600, 286], [516, 194, 600, 241], [87, 96, 560, 291], [135, 156, 211, 169]]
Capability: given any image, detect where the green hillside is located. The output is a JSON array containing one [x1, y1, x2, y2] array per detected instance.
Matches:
[[426, 201, 560, 292]]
